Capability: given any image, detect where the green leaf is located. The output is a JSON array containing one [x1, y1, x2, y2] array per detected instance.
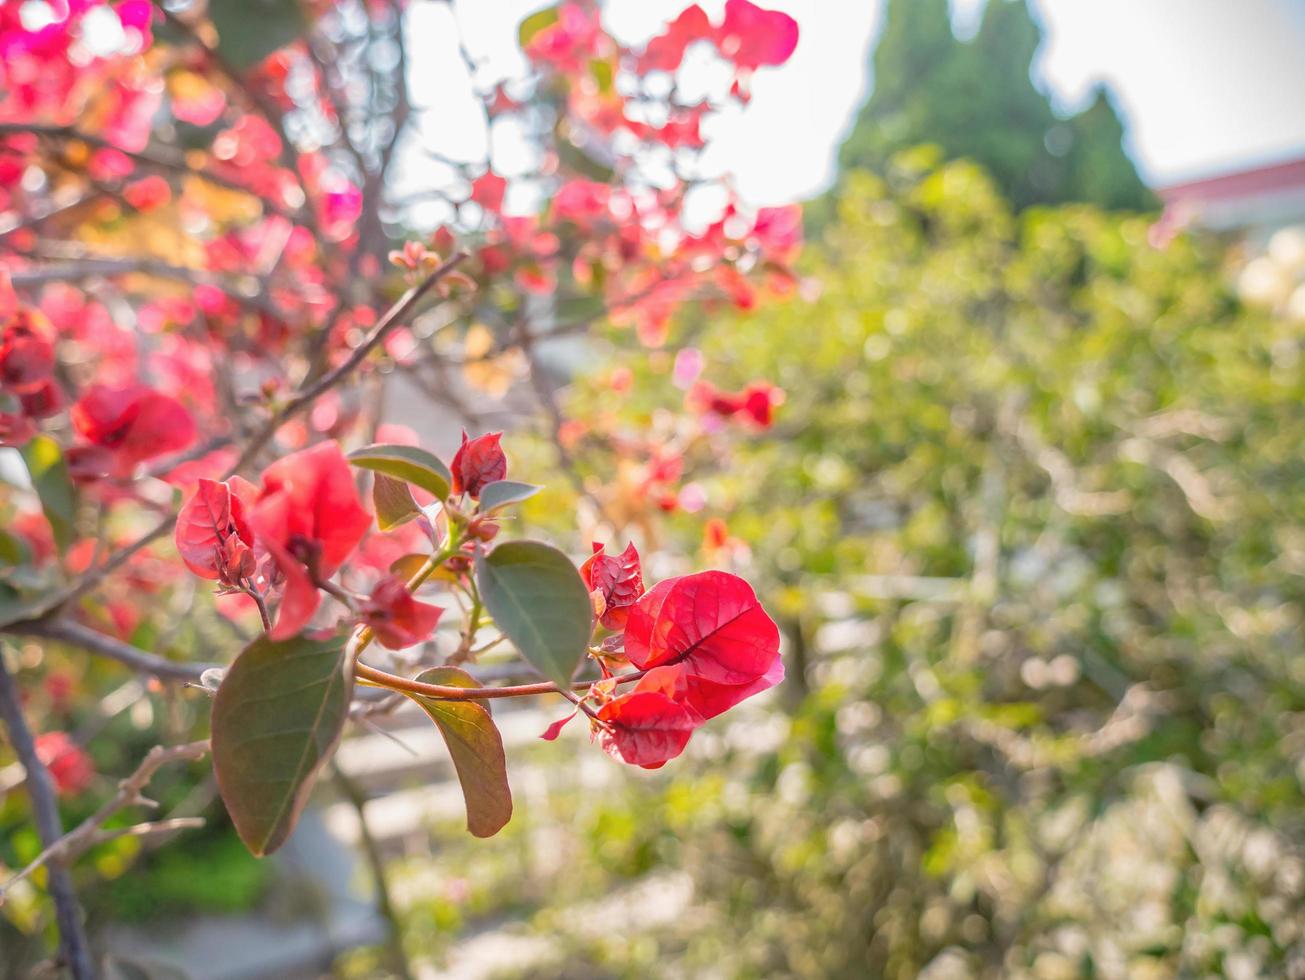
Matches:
[[348, 444, 451, 501], [406, 666, 512, 838], [475, 541, 592, 687], [373, 474, 420, 531], [21, 436, 76, 550], [210, 0, 308, 70], [0, 529, 29, 566], [478, 480, 542, 514], [211, 633, 352, 857], [517, 5, 559, 49]]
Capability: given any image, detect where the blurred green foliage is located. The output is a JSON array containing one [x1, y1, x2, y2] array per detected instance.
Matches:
[[455, 154, 1305, 978]]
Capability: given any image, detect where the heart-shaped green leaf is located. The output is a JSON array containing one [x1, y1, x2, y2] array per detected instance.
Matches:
[[211, 633, 352, 857], [478, 480, 542, 514], [348, 444, 451, 500], [475, 541, 592, 687], [21, 436, 76, 550], [373, 473, 420, 531], [406, 666, 512, 838]]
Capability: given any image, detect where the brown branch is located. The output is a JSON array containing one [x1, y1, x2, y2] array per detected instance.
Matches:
[[0, 653, 96, 978], [13, 619, 218, 682], [1, 740, 210, 903]]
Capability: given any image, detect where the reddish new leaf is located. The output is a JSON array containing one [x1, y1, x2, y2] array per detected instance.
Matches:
[[597, 690, 697, 769], [623, 570, 780, 685], [579, 540, 643, 630], [450, 429, 507, 500]]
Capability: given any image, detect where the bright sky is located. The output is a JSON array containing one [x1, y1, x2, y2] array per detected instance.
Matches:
[[408, 0, 1305, 207]]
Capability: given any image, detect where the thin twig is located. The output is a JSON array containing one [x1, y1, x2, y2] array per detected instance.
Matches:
[[1, 740, 209, 902], [0, 652, 96, 979]]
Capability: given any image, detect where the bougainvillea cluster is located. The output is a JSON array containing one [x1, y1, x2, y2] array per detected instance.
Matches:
[[0, 7, 801, 961]]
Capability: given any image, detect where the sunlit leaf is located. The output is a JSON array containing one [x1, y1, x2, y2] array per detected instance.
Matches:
[[348, 444, 451, 500], [373, 473, 420, 531], [407, 666, 512, 838]]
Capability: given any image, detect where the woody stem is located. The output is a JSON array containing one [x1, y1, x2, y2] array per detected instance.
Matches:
[[352, 662, 647, 702]]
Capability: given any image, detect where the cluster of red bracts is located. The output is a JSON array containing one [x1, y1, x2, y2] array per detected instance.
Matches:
[[177, 431, 781, 771], [175, 432, 511, 645], [0, 306, 61, 442], [562, 542, 784, 769]]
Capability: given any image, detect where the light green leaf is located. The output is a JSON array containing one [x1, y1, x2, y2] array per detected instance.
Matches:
[[517, 6, 559, 49], [348, 444, 451, 501], [21, 435, 76, 550]]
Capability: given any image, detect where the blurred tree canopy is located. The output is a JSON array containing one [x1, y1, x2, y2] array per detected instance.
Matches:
[[816, 0, 1154, 227], [528, 153, 1305, 978]]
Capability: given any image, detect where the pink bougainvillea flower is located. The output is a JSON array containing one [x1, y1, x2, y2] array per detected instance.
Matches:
[[741, 381, 780, 428], [579, 541, 644, 630], [123, 174, 171, 212], [751, 203, 803, 263], [71, 384, 196, 472], [248, 442, 372, 640], [639, 4, 711, 73], [0, 412, 35, 446], [34, 731, 94, 796], [451, 429, 507, 499], [0, 311, 55, 393], [19, 379, 62, 419], [360, 575, 444, 650], [470, 170, 507, 213], [175, 477, 259, 582], [624, 570, 780, 686], [597, 690, 697, 769], [714, 0, 799, 70]]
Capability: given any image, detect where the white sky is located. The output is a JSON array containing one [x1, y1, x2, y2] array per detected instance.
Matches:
[[407, 0, 1305, 207]]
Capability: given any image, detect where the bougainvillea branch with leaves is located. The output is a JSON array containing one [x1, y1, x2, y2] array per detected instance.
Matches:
[[0, 0, 801, 974]]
